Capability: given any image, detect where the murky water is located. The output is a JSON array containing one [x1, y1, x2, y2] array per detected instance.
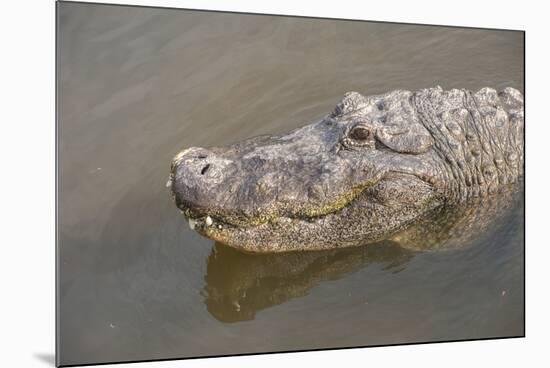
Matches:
[[57, 3, 524, 366]]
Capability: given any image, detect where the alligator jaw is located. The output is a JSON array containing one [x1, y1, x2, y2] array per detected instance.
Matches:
[[174, 181, 384, 253]]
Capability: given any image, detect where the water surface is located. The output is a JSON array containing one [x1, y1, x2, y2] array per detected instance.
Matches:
[[57, 3, 524, 365]]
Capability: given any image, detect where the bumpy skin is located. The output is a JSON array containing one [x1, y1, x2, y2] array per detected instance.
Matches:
[[169, 87, 524, 253]]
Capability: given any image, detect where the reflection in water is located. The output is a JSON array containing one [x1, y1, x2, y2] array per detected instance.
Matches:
[[204, 241, 413, 322], [202, 184, 523, 322]]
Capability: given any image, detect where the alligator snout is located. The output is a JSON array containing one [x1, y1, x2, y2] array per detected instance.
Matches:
[[169, 146, 238, 214], [171, 147, 211, 176], [171, 147, 223, 180]]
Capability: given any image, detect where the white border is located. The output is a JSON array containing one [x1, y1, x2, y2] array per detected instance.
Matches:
[[58, 0, 527, 30], [2, 1, 548, 367]]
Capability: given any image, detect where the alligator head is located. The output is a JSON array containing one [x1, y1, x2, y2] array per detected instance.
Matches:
[[168, 87, 524, 252]]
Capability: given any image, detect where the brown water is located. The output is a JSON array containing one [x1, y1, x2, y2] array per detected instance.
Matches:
[[57, 3, 524, 366]]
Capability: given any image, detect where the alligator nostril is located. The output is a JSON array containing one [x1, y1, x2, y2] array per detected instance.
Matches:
[[201, 164, 211, 175]]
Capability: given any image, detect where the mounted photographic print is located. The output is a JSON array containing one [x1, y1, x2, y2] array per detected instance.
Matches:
[[56, 1, 525, 366]]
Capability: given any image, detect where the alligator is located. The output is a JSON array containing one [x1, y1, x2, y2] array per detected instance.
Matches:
[[168, 86, 524, 253]]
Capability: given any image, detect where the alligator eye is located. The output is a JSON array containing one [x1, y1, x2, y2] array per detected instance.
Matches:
[[349, 126, 371, 141]]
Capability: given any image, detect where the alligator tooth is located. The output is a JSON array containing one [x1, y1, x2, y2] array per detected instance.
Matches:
[[205, 216, 213, 226], [188, 218, 196, 230], [165, 178, 172, 188], [217, 224, 222, 230], [232, 301, 241, 312]]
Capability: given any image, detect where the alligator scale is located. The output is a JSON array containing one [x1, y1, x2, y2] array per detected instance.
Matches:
[[168, 87, 524, 253]]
